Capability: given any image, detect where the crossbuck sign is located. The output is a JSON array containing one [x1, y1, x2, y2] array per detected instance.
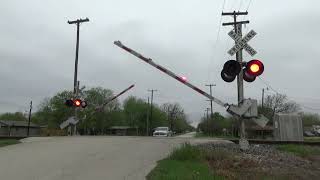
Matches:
[[228, 29, 257, 56]]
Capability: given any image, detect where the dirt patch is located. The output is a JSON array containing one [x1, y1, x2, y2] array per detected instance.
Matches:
[[197, 143, 320, 180]]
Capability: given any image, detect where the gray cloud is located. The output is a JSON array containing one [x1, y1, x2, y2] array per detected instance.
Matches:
[[1, 0, 319, 125]]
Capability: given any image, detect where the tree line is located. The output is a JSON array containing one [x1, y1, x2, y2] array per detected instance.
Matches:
[[0, 87, 193, 135], [197, 93, 320, 136]]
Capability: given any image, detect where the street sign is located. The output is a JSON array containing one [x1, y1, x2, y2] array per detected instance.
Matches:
[[228, 29, 257, 56]]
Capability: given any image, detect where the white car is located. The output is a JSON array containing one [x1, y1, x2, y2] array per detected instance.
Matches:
[[153, 127, 172, 137]]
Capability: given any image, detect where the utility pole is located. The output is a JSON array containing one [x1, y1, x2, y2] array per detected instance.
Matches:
[[68, 18, 89, 94], [206, 84, 216, 117], [68, 18, 89, 136], [262, 87, 269, 108], [222, 11, 249, 150], [146, 97, 150, 136], [148, 89, 157, 133], [27, 101, 32, 137], [262, 88, 265, 108], [205, 108, 210, 135], [74, 80, 80, 135]]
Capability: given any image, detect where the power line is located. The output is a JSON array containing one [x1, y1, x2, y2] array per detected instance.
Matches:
[[206, 0, 226, 82], [230, 0, 238, 11], [238, 0, 243, 10], [258, 77, 280, 94], [246, 0, 253, 11], [300, 105, 320, 111], [258, 77, 320, 111]]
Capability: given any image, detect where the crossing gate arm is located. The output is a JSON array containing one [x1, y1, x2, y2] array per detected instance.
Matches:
[[114, 41, 229, 108], [95, 84, 135, 112]]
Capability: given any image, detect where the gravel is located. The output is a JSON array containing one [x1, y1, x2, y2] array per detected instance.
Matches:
[[196, 143, 320, 179]]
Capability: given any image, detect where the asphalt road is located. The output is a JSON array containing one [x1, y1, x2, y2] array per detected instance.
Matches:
[[176, 131, 196, 138], [0, 135, 231, 180]]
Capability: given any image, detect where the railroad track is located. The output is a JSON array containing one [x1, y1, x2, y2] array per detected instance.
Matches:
[[229, 139, 320, 146]]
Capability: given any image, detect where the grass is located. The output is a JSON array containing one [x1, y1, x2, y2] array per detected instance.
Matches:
[[148, 143, 320, 180], [277, 144, 320, 157], [168, 143, 203, 161], [0, 139, 20, 147], [304, 137, 320, 142], [147, 160, 220, 180], [147, 143, 223, 180]]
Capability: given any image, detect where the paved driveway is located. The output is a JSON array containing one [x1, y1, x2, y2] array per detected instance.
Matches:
[[0, 136, 231, 180]]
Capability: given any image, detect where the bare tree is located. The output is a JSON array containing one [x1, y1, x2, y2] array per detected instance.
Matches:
[[161, 103, 184, 130], [264, 93, 300, 114]]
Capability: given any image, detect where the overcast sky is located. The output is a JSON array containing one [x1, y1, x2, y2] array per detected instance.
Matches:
[[1, 0, 320, 126]]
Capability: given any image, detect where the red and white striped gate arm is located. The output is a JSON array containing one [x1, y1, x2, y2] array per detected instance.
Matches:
[[114, 41, 229, 108], [95, 84, 135, 112], [102, 84, 135, 107]]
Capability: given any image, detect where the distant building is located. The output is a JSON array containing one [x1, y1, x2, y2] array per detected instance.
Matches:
[[246, 125, 274, 139], [0, 120, 41, 137], [244, 117, 272, 139]]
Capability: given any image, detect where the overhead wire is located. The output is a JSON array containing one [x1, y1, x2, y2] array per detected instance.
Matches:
[[206, 0, 226, 82], [258, 77, 280, 95], [238, 0, 243, 10], [246, 0, 253, 11], [258, 77, 320, 111]]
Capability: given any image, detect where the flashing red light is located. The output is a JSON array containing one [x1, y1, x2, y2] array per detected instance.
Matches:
[[246, 59, 264, 76], [181, 76, 187, 81], [74, 99, 81, 107]]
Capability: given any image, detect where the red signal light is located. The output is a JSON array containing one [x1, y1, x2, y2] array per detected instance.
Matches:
[[74, 99, 81, 107], [246, 59, 264, 76], [181, 76, 187, 81], [243, 59, 264, 83]]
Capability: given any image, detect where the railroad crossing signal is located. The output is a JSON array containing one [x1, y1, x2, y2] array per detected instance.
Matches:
[[221, 59, 264, 83], [228, 29, 257, 56], [65, 99, 87, 108], [243, 59, 264, 82]]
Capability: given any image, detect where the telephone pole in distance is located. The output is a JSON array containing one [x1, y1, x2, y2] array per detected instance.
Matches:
[[205, 84, 216, 117], [148, 89, 157, 133]]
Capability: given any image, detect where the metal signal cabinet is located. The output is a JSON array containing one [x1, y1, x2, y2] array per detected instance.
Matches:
[[273, 114, 303, 141]]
